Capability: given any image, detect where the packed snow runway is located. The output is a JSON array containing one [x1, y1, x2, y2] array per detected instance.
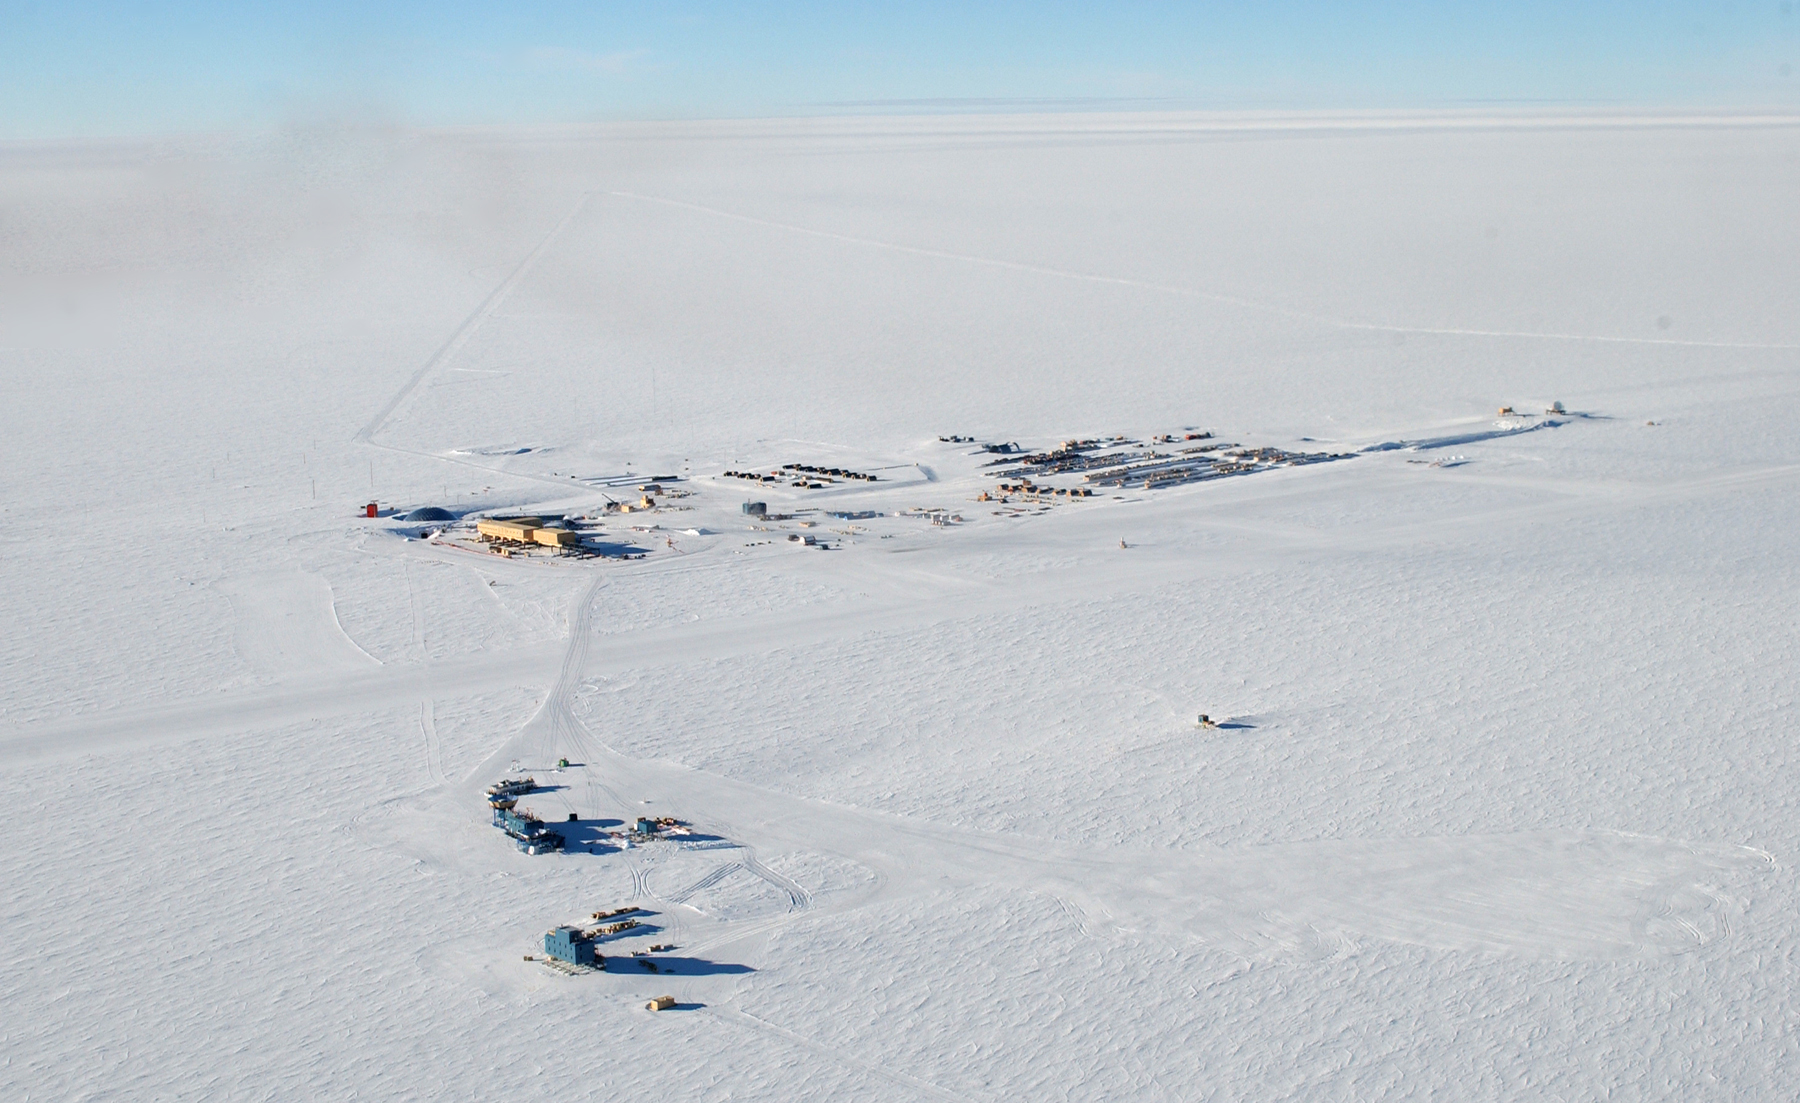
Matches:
[[4, 111, 1799, 1099]]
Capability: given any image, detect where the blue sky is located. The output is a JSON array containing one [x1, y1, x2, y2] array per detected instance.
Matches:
[[3, 2, 1797, 138]]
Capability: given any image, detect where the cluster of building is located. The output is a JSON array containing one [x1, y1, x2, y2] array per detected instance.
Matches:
[[721, 463, 879, 490], [978, 432, 1351, 495], [982, 481, 1093, 501], [486, 776, 566, 854], [777, 462, 878, 482], [984, 439, 1134, 477], [898, 507, 965, 526], [1082, 444, 1346, 490], [605, 483, 673, 514]]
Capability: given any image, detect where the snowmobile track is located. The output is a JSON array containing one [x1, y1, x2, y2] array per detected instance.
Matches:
[[666, 861, 744, 904]]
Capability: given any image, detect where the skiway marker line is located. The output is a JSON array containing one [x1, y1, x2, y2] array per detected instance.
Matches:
[[608, 190, 1800, 352], [355, 192, 593, 445]]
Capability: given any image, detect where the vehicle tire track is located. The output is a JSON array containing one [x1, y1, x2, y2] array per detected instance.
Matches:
[[741, 848, 812, 911], [610, 188, 1800, 353], [355, 192, 593, 444], [666, 861, 744, 905], [419, 699, 448, 787], [402, 560, 428, 664], [548, 578, 610, 820], [677, 912, 810, 959], [1044, 892, 1095, 938]]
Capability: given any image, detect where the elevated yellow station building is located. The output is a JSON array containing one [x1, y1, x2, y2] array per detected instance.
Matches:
[[475, 517, 581, 548]]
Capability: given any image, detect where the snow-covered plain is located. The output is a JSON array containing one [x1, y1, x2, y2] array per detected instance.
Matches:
[[4, 111, 1799, 1099]]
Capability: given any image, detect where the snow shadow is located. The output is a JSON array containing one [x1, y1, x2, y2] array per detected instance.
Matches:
[[622, 956, 753, 977], [558, 820, 625, 849], [1363, 418, 1566, 452]]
